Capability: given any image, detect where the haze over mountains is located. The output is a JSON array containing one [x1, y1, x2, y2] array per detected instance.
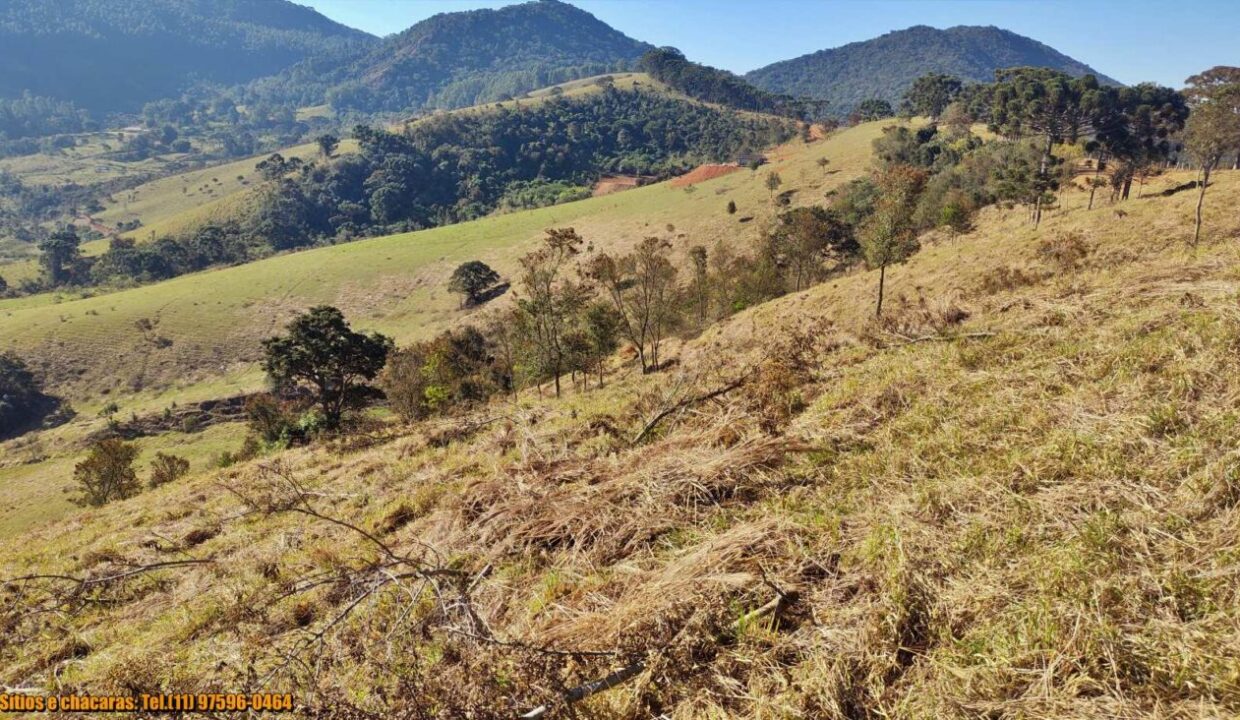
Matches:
[[0, 0, 1118, 120]]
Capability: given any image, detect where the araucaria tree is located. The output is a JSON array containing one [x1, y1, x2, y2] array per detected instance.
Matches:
[[860, 166, 926, 317], [903, 73, 963, 121], [1183, 66, 1240, 245], [989, 68, 1104, 227], [448, 260, 501, 307], [589, 237, 680, 373], [262, 306, 393, 428], [516, 228, 589, 397], [38, 225, 83, 286]]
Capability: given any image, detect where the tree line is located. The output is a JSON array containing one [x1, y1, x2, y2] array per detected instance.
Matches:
[[10, 87, 794, 295]]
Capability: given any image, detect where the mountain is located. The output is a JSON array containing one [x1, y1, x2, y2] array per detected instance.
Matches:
[[746, 25, 1118, 115], [269, 0, 654, 114], [0, 0, 375, 114]]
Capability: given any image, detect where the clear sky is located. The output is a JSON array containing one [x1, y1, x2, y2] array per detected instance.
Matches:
[[299, 0, 1236, 88]]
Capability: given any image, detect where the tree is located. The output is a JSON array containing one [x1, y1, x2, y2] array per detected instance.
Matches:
[[989, 68, 1106, 227], [1183, 67, 1240, 245], [448, 260, 501, 307], [583, 302, 621, 388], [588, 237, 680, 373], [261, 306, 393, 428], [765, 171, 783, 199], [516, 228, 589, 397], [148, 452, 190, 489], [726, 200, 737, 215], [1094, 83, 1189, 200], [859, 166, 927, 316], [316, 133, 340, 158], [767, 206, 855, 291], [856, 99, 894, 122], [816, 156, 831, 175], [38, 225, 82, 286], [688, 245, 710, 326], [903, 73, 963, 121], [0, 274, 7, 295], [69, 439, 141, 507]]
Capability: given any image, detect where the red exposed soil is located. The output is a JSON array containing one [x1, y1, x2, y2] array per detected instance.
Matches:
[[669, 164, 740, 187]]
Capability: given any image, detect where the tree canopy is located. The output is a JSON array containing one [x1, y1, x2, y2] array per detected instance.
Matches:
[[261, 306, 393, 427]]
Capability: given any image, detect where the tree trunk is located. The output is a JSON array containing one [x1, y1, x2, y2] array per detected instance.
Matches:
[[1034, 136, 1053, 228], [1088, 186, 1096, 210], [1121, 175, 1132, 201], [875, 263, 886, 317], [1193, 164, 1212, 247]]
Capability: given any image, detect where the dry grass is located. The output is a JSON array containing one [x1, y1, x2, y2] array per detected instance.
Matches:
[[3, 165, 1240, 718]]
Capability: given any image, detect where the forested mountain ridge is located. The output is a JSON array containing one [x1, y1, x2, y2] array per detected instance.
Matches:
[[0, 0, 375, 114], [746, 25, 1118, 115], [258, 0, 654, 114]]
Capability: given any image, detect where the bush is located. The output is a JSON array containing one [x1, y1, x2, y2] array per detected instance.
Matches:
[[148, 453, 190, 488], [69, 439, 141, 507]]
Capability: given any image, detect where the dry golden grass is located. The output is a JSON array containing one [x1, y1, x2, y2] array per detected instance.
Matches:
[[3, 163, 1240, 718]]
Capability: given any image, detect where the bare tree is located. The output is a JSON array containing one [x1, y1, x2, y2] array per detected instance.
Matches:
[[588, 237, 680, 373]]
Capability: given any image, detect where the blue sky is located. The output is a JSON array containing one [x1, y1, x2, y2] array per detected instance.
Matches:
[[300, 0, 1235, 88]]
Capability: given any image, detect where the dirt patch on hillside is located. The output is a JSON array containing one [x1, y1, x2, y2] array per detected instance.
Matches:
[[593, 176, 644, 196], [670, 164, 740, 187]]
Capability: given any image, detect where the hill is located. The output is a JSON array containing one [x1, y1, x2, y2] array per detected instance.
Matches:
[[746, 25, 1118, 115], [250, 0, 653, 114], [2, 127, 1239, 715], [0, 0, 375, 115]]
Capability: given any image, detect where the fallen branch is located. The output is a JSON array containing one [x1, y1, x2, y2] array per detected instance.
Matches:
[[632, 373, 751, 445], [888, 331, 996, 345]]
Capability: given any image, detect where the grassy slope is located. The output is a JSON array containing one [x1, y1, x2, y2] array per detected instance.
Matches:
[[0, 118, 869, 542], [0, 74, 658, 286], [2, 128, 1239, 715]]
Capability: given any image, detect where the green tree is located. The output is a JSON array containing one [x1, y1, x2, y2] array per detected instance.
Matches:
[[860, 166, 927, 317], [448, 260, 501, 307], [726, 199, 737, 215], [316, 133, 340, 158], [261, 306, 393, 428], [767, 206, 856, 291], [516, 228, 589, 397], [903, 73, 963, 121], [38, 225, 82, 286], [1183, 66, 1240, 245], [69, 439, 141, 507], [856, 99, 894, 122], [988, 68, 1106, 227], [583, 302, 621, 388], [765, 171, 783, 199], [688, 245, 710, 326], [1094, 83, 1189, 200]]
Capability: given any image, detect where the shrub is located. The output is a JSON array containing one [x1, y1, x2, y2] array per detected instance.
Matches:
[[148, 453, 190, 489], [69, 439, 141, 507]]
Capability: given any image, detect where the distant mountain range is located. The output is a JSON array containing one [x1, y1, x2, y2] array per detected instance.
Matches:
[[0, 0, 374, 113], [0, 1, 1118, 121], [746, 25, 1119, 115]]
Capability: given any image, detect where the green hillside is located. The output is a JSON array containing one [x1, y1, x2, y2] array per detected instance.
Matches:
[[247, 0, 653, 114], [0, 0, 374, 114], [746, 25, 1118, 114]]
